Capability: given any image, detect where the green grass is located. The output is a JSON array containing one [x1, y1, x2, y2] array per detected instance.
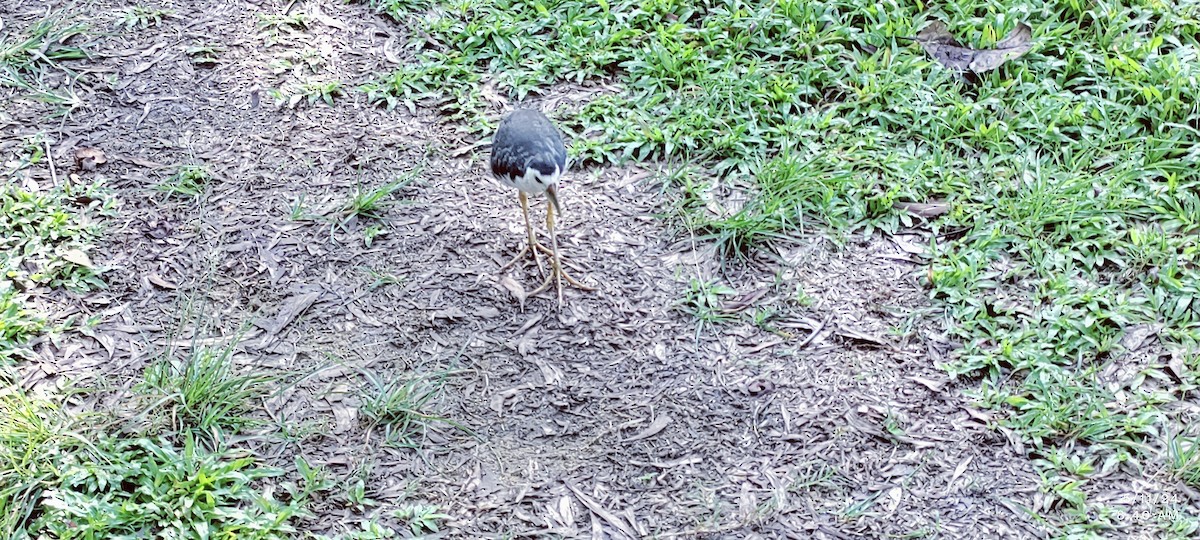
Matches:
[[139, 339, 275, 436], [157, 164, 211, 198], [115, 6, 174, 29], [0, 11, 89, 109], [271, 80, 344, 108], [339, 173, 417, 223], [357, 369, 462, 448], [1, 142, 116, 363], [0, 384, 313, 539], [361, 0, 1200, 533]]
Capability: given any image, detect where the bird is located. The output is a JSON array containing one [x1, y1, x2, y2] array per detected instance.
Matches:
[[490, 108, 594, 305]]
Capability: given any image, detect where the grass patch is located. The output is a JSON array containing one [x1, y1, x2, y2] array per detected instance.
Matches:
[[271, 80, 344, 108], [156, 164, 211, 198], [138, 337, 274, 436], [338, 172, 418, 224], [115, 6, 174, 30], [0, 384, 311, 539], [364, 0, 1200, 530], [0, 10, 89, 109], [1, 142, 116, 363], [357, 370, 462, 448]]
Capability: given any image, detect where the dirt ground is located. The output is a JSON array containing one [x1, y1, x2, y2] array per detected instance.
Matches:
[[7, 0, 1150, 538]]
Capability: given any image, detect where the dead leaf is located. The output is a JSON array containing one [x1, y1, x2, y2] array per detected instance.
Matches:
[[720, 287, 769, 314], [914, 21, 1033, 73], [950, 456, 973, 485], [564, 482, 639, 540], [146, 273, 178, 290], [256, 292, 320, 335], [625, 415, 672, 442], [498, 275, 527, 311], [61, 249, 92, 268], [910, 376, 947, 392], [894, 201, 950, 218], [1167, 350, 1188, 381], [1119, 323, 1161, 353], [74, 147, 107, 171]]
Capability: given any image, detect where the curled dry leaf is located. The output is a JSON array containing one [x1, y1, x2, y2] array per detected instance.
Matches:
[[498, 275, 527, 310], [74, 147, 107, 171], [914, 21, 1033, 73]]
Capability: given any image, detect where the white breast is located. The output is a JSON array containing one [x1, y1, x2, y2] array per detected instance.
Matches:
[[501, 166, 561, 195]]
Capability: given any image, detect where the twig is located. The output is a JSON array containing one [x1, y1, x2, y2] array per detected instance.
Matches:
[[44, 139, 58, 185]]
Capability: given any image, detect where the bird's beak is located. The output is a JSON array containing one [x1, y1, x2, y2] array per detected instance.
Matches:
[[546, 185, 562, 215]]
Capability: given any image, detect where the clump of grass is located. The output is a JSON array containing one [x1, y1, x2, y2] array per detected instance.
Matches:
[[339, 174, 416, 223], [394, 503, 451, 536], [156, 164, 210, 198], [2, 383, 310, 539], [271, 80, 343, 108], [185, 45, 221, 66], [677, 278, 736, 327], [0, 386, 67, 534], [1170, 432, 1200, 488], [258, 12, 310, 33], [357, 370, 462, 448], [139, 339, 273, 435], [33, 434, 304, 539], [358, 266, 404, 290], [0, 11, 89, 103]]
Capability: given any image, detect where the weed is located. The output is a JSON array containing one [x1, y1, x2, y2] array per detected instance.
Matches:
[[156, 164, 210, 198], [282, 455, 337, 504], [358, 267, 404, 289], [271, 80, 343, 108], [340, 175, 415, 223], [1, 163, 114, 361], [678, 278, 737, 326], [0, 11, 89, 105], [186, 45, 221, 66], [357, 370, 460, 448], [394, 503, 451, 535], [269, 48, 326, 75], [362, 224, 386, 247], [0, 386, 67, 533], [258, 12, 309, 33], [34, 434, 303, 538], [116, 6, 174, 29], [139, 339, 273, 435], [288, 193, 316, 221], [1169, 432, 1200, 488]]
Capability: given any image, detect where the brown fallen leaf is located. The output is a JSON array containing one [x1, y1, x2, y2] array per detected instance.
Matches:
[[894, 201, 951, 218], [60, 249, 93, 268], [146, 273, 178, 290], [914, 21, 1033, 73], [74, 147, 107, 171], [498, 275, 527, 311], [720, 287, 769, 314], [624, 415, 672, 442], [256, 292, 321, 335]]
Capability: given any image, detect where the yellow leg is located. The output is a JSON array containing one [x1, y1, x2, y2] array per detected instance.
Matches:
[[530, 199, 595, 306], [500, 192, 549, 276]]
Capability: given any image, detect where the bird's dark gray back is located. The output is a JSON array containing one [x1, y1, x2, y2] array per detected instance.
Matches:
[[491, 109, 566, 179]]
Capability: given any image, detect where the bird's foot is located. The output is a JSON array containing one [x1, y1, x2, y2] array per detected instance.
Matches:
[[529, 262, 596, 307], [499, 241, 555, 277]]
